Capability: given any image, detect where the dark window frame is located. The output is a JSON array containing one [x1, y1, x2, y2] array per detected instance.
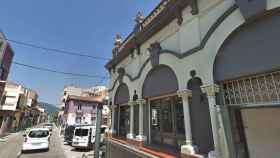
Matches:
[[149, 95, 185, 151]]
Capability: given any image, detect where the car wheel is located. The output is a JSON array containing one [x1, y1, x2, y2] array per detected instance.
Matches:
[[21, 150, 25, 154]]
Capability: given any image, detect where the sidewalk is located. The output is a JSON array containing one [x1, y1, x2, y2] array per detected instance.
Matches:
[[0, 131, 23, 142], [60, 135, 93, 158]]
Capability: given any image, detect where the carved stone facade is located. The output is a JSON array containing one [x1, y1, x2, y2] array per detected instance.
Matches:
[[106, 1, 280, 158], [148, 42, 161, 67]]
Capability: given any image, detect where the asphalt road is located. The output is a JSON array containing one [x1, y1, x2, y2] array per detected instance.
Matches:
[[0, 132, 23, 158], [0, 127, 65, 158]]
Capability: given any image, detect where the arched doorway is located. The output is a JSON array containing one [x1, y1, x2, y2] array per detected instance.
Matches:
[[114, 83, 130, 138], [214, 10, 280, 158], [187, 70, 214, 155], [142, 65, 185, 153]]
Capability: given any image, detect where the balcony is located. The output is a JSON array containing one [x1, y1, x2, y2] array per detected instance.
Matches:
[[0, 103, 17, 111], [76, 109, 83, 115]]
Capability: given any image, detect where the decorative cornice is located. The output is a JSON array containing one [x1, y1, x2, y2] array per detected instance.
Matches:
[[117, 67, 125, 84], [137, 99, 146, 105], [108, 5, 238, 92], [105, 0, 199, 70], [189, 0, 199, 15], [148, 42, 162, 67], [177, 89, 192, 98], [201, 84, 220, 97], [111, 105, 118, 109], [175, 2, 184, 25], [128, 100, 137, 106]]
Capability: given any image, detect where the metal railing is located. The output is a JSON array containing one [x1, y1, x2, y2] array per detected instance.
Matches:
[[221, 71, 280, 105]]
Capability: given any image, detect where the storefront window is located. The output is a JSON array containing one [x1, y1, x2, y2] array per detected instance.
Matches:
[[152, 109, 158, 126], [175, 96, 185, 135], [161, 98, 173, 133], [151, 100, 161, 132], [119, 106, 130, 138], [150, 95, 185, 150]]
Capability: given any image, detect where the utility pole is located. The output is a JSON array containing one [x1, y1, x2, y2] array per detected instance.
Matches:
[[94, 103, 103, 158]]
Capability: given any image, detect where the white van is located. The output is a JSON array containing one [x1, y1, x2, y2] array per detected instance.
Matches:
[[72, 125, 107, 149]]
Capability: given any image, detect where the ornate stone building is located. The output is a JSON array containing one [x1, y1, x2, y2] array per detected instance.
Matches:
[[105, 0, 280, 158]]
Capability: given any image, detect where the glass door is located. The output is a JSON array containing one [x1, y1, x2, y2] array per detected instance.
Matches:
[[161, 97, 175, 148], [150, 96, 185, 151], [119, 106, 130, 138], [151, 99, 161, 145]]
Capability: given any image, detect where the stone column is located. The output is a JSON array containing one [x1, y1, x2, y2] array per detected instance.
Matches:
[[201, 84, 221, 158], [177, 89, 196, 155], [136, 99, 146, 141], [109, 105, 116, 134], [127, 101, 135, 139]]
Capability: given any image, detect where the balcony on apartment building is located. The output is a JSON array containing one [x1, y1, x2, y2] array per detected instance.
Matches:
[[76, 105, 83, 116]]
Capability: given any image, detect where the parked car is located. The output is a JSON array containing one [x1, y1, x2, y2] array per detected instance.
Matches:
[[72, 125, 107, 149], [22, 128, 50, 152], [43, 123, 53, 132]]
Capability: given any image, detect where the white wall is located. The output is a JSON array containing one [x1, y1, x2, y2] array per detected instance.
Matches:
[[67, 113, 96, 125], [110, 0, 280, 98], [67, 113, 76, 125], [110, 0, 240, 102], [1, 86, 22, 111], [241, 108, 280, 158], [108, 1, 280, 156]]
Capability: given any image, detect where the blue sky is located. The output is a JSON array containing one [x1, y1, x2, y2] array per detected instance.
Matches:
[[0, 0, 160, 106]]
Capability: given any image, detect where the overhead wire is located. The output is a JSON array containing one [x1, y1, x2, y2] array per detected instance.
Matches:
[[0, 36, 111, 85], [3, 38, 110, 61], [13, 61, 109, 79]]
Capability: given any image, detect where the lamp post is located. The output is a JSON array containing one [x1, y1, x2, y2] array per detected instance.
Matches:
[[94, 102, 103, 158]]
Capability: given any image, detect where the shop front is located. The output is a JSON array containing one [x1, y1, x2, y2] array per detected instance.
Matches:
[[112, 83, 130, 139], [214, 8, 280, 158], [105, 0, 280, 158], [142, 65, 185, 154]]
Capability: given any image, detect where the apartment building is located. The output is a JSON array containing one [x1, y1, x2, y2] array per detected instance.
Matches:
[[60, 85, 109, 126], [0, 82, 39, 135]]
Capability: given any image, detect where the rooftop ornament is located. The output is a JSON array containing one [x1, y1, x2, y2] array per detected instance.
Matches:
[[112, 34, 122, 58], [134, 12, 145, 33]]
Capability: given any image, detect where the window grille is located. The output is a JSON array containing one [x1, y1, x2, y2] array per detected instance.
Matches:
[[221, 71, 280, 105]]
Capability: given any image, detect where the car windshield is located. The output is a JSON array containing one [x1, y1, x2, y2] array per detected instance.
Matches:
[[28, 130, 49, 138], [75, 129, 88, 136]]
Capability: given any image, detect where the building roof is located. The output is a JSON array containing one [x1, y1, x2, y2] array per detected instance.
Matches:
[[105, 0, 197, 70], [66, 95, 103, 103]]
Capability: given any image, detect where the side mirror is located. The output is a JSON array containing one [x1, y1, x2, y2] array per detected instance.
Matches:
[[23, 134, 26, 137]]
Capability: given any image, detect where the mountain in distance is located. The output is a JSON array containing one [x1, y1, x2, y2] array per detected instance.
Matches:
[[39, 102, 59, 115]]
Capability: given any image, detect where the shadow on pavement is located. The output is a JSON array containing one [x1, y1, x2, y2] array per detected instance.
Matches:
[[71, 148, 93, 152], [22, 149, 49, 154]]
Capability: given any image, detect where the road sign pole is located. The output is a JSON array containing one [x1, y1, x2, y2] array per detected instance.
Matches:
[[94, 103, 103, 158]]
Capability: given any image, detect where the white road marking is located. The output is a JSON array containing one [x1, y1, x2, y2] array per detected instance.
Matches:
[[0, 138, 7, 142], [16, 151, 22, 158]]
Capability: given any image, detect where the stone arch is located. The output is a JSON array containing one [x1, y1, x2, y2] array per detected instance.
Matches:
[[212, 8, 280, 158], [142, 65, 179, 98], [187, 70, 214, 155], [114, 83, 130, 105], [214, 8, 280, 82]]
